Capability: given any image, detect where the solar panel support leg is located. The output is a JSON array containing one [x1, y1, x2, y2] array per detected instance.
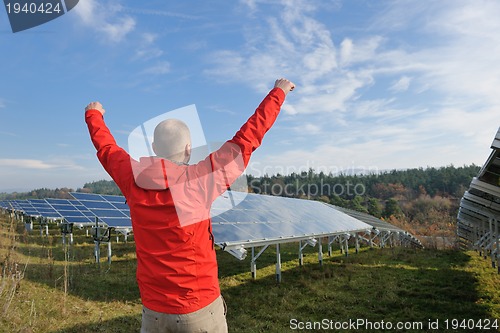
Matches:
[[355, 233, 360, 254], [94, 241, 100, 264], [299, 241, 303, 266], [490, 218, 495, 268], [251, 245, 269, 280], [495, 219, 500, 273], [328, 238, 332, 257], [318, 237, 323, 267], [251, 247, 257, 279], [107, 241, 112, 264], [482, 219, 488, 259], [344, 234, 349, 257], [276, 244, 281, 283]]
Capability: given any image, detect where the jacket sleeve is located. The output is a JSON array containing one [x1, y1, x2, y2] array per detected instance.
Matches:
[[187, 87, 285, 203], [228, 87, 285, 166], [85, 110, 134, 196]]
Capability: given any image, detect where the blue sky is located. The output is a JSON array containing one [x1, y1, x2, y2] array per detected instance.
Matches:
[[0, 0, 499, 192]]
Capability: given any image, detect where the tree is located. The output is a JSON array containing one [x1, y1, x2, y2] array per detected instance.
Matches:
[[348, 196, 368, 213], [367, 198, 382, 218], [383, 198, 404, 218]]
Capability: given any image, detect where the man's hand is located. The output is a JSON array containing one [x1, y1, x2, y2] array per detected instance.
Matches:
[[85, 101, 105, 116], [274, 78, 295, 96]]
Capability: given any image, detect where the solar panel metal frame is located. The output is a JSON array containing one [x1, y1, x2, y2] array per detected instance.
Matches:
[[210, 191, 373, 250], [69, 192, 132, 230], [44, 198, 98, 228]]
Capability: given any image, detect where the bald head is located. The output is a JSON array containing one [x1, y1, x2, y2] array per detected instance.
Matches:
[[152, 119, 191, 163]]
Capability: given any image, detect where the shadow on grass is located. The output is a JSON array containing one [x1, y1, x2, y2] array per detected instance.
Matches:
[[220, 248, 491, 333], [51, 314, 141, 333], [51, 247, 492, 333]]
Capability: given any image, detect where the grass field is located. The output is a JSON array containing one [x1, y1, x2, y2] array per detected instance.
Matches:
[[1, 212, 500, 332]]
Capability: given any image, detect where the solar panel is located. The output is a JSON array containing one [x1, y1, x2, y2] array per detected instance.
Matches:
[[69, 192, 131, 229], [28, 199, 61, 219], [16, 200, 39, 216], [44, 198, 95, 227], [457, 126, 500, 264], [211, 191, 372, 249], [329, 205, 404, 232]]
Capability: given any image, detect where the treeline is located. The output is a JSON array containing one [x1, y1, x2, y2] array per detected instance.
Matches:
[[247, 165, 479, 200], [0, 180, 121, 200], [247, 165, 480, 241], [0, 188, 75, 200], [78, 180, 122, 195], [0, 165, 480, 241]]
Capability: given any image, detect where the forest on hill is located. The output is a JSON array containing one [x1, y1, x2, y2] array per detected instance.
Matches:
[[0, 165, 481, 244]]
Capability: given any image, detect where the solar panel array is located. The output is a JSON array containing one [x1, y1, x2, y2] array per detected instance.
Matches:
[[457, 127, 500, 267], [2, 188, 422, 267], [1, 190, 422, 245], [211, 191, 372, 250], [69, 193, 131, 228], [330, 205, 422, 248], [0, 193, 131, 230]]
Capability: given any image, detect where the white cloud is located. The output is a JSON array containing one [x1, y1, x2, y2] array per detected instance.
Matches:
[[208, 1, 500, 171], [390, 76, 412, 92], [0, 159, 58, 170], [133, 33, 164, 61], [205, 1, 339, 87], [141, 61, 171, 75], [0, 159, 84, 170], [74, 0, 136, 42]]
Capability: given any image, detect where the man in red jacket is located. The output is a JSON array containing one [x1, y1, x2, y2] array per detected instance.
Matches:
[[84, 78, 295, 332]]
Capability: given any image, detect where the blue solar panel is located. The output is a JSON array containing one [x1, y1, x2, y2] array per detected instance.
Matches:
[[101, 194, 126, 203], [92, 209, 128, 218], [44, 198, 95, 226], [69, 192, 131, 228], [210, 191, 372, 248], [28, 200, 61, 219], [81, 201, 115, 209], [99, 217, 132, 227], [70, 193, 104, 201]]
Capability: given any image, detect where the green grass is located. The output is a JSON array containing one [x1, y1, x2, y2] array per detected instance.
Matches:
[[1, 213, 500, 332]]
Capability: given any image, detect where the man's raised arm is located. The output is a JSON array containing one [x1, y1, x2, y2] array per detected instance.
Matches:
[[85, 101, 133, 196]]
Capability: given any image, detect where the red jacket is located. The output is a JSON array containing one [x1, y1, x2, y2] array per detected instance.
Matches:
[[85, 87, 285, 314]]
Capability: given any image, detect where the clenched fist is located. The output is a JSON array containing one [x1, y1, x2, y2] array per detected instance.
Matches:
[[85, 101, 105, 116]]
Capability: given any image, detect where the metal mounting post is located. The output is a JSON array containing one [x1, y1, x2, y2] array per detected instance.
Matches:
[[276, 244, 282, 283], [318, 237, 323, 267], [344, 234, 350, 257], [250, 245, 269, 280], [355, 233, 360, 254]]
